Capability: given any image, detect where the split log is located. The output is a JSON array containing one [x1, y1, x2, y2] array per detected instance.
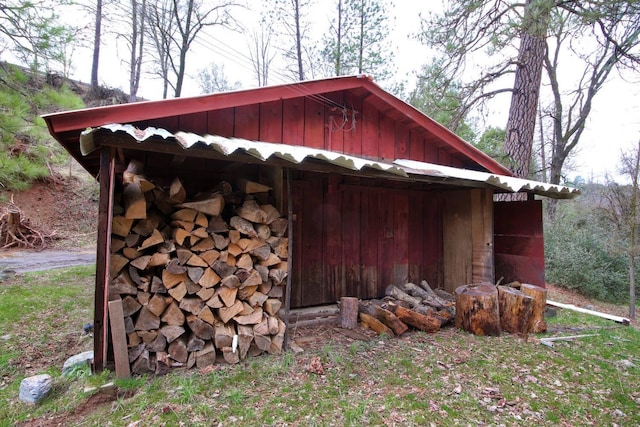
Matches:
[[454, 283, 501, 336], [123, 182, 147, 219], [384, 301, 440, 333], [358, 301, 408, 336], [359, 312, 394, 336], [385, 285, 421, 308], [520, 283, 548, 333], [497, 286, 534, 334]]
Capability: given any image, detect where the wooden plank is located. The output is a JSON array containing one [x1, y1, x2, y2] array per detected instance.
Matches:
[[304, 98, 325, 149], [324, 91, 345, 153], [324, 174, 343, 299], [343, 91, 363, 156], [94, 145, 115, 372], [443, 190, 472, 292], [207, 107, 234, 136], [179, 111, 208, 134], [235, 104, 260, 140], [342, 178, 361, 297], [303, 175, 325, 304], [361, 98, 379, 158], [360, 191, 379, 299], [408, 191, 425, 284], [423, 193, 443, 288], [438, 148, 451, 165], [409, 131, 424, 162], [424, 139, 439, 163], [378, 189, 395, 291], [392, 190, 409, 285], [259, 100, 283, 142], [546, 301, 630, 325], [291, 180, 306, 308], [394, 125, 409, 159], [471, 189, 494, 283], [282, 98, 305, 145], [378, 115, 395, 161], [108, 299, 131, 378]]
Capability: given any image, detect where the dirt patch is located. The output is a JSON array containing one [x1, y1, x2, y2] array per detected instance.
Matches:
[[1, 171, 98, 251]]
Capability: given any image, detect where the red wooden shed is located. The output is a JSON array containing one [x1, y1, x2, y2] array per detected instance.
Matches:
[[44, 75, 579, 371]]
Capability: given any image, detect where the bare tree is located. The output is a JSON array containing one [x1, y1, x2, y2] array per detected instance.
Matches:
[[602, 141, 640, 319], [146, 0, 239, 98], [247, 20, 276, 87], [146, 0, 176, 98], [273, 0, 315, 81]]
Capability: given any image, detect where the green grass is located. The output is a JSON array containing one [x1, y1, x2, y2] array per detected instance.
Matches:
[[0, 266, 639, 426]]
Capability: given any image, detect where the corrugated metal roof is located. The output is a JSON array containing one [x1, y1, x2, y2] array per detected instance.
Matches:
[[394, 159, 581, 199], [80, 124, 580, 199]]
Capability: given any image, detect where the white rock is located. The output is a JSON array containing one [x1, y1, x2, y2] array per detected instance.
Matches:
[[19, 374, 52, 404]]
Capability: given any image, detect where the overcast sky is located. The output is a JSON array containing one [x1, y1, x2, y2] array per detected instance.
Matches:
[[68, 1, 639, 183]]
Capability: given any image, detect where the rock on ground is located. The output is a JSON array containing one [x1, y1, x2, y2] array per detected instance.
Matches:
[[19, 374, 52, 404]]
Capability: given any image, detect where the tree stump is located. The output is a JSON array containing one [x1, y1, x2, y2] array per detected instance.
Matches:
[[497, 285, 533, 334], [339, 297, 359, 330], [454, 283, 501, 336], [520, 283, 547, 333]]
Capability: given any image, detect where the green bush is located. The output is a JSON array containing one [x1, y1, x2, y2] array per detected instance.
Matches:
[[545, 198, 630, 303]]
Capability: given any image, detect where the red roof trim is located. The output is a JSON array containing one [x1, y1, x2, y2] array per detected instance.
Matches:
[[43, 75, 512, 176]]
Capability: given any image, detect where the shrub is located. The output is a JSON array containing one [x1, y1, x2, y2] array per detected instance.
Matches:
[[545, 198, 630, 303]]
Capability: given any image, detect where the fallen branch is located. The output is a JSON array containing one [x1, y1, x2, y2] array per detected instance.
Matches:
[[539, 334, 596, 347]]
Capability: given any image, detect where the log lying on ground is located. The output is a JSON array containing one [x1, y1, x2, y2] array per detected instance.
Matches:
[[455, 283, 501, 336], [383, 301, 440, 333], [108, 167, 289, 375], [358, 300, 408, 336]]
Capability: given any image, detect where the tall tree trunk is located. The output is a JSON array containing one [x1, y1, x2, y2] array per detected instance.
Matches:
[[91, 0, 102, 87], [294, 0, 304, 81], [335, 0, 343, 75], [504, 0, 550, 179]]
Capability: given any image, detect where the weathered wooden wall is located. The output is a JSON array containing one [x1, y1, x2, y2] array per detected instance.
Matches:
[[290, 172, 443, 308], [494, 200, 545, 287], [143, 93, 472, 167]]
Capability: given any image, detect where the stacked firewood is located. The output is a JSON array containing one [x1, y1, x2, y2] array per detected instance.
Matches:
[[357, 281, 455, 336], [108, 162, 288, 374]]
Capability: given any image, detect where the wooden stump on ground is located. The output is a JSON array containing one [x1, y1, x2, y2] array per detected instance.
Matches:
[[497, 285, 533, 334], [454, 283, 501, 336], [339, 297, 359, 330], [520, 283, 547, 333]]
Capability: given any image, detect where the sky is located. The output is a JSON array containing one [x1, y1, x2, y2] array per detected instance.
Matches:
[[62, 1, 640, 184]]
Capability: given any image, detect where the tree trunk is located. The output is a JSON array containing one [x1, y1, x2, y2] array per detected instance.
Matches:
[[91, 0, 102, 87], [503, 0, 550, 179]]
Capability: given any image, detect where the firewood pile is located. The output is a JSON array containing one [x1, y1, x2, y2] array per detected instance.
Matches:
[[0, 202, 56, 249], [353, 281, 456, 336], [109, 162, 288, 374]]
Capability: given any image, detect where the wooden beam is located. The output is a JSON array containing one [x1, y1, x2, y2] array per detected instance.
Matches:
[[94, 146, 115, 372], [283, 168, 293, 349], [547, 300, 630, 325], [108, 299, 131, 378]]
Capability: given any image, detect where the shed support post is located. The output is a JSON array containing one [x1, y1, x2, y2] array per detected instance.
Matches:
[[94, 145, 115, 372], [283, 168, 293, 349]]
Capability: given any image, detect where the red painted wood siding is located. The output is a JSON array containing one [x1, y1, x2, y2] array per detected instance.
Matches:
[[196, 89, 463, 168], [290, 173, 444, 307], [494, 200, 545, 287]]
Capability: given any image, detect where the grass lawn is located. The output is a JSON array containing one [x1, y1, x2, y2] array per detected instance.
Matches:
[[0, 265, 638, 426]]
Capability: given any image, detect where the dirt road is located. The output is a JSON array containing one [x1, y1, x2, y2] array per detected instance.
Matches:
[[0, 248, 96, 273]]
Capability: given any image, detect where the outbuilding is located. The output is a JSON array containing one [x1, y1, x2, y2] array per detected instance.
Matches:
[[44, 75, 579, 372]]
